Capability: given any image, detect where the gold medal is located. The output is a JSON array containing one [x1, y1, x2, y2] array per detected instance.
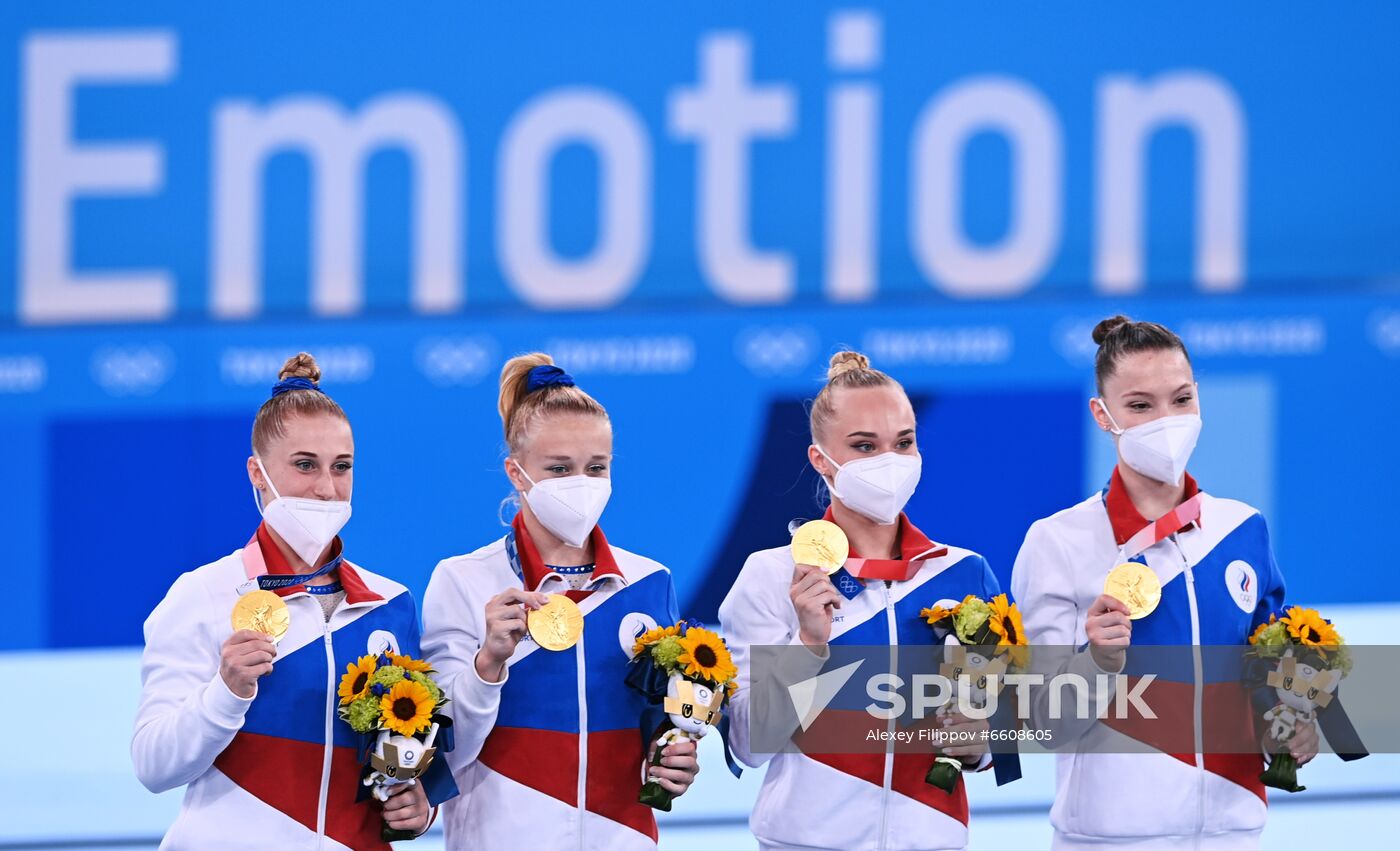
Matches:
[[791, 519, 850, 575], [527, 594, 584, 651], [231, 589, 291, 642], [1103, 562, 1161, 620]]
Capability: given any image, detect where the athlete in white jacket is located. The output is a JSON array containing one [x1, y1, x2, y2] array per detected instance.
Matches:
[[422, 354, 699, 850], [721, 351, 1015, 851], [132, 353, 454, 850], [1011, 316, 1313, 850]]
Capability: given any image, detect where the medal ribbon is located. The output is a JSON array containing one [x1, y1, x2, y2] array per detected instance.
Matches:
[[504, 528, 524, 581], [505, 529, 598, 588], [829, 546, 949, 599], [1121, 494, 1203, 560], [255, 554, 344, 591]]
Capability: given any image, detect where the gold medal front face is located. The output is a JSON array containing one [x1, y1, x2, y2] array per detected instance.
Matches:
[[528, 594, 584, 651], [231, 589, 291, 642], [791, 519, 850, 575], [1103, 562, 1162, 620]]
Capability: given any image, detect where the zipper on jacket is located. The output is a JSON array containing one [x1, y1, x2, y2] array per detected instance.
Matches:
[[576, 627, 589, 850], [1175, 539, 1206, 836], [878, 580, 897, 851], [317, 618, 336, 846]]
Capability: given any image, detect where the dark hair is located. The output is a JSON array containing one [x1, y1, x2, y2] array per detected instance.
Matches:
[[251, 352, 348, 453], [1091, 315, 1192, 394]]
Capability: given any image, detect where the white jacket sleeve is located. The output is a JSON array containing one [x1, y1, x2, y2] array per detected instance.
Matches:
[[421, 560, 506, 766], [1010, 520, 1118, 747], [718, 551, 829, 769], [131, 571, 254, 793]]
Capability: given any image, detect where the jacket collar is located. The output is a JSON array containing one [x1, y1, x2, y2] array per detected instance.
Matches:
[[244, 523, 382, 605], [510, 513, 626, 593], [820, 506, 946, 561], [1102, 467, 1201, 547]]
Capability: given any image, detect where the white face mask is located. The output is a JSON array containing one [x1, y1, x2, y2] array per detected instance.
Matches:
[[253, 456, 353, 566], [815, 445, 922, 526], [1096, 400, 1202, 486], [513, 460, 612, 549]]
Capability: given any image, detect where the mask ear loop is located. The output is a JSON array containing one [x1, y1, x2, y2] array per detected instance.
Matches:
[[1093, 398, 1126, 435], [812, 443, 846, 484], [251, 455, 283, 514], [511, 458, 539, 490], [812, 444, 845, 501]]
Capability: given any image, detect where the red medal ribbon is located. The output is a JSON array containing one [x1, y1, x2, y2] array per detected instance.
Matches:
[[842, 548, 948, 582]]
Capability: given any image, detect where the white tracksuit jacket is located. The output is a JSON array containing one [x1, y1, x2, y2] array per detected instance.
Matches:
[[1011, 472, 1285, 850], [421, 517, 680, 850], [720, 511, 1003, 851], [131, 529, 455, 850]]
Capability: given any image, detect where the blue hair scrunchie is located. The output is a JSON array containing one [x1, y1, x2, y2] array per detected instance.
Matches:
[[526, 364, 575, 393], [270, 376, 320, 398]]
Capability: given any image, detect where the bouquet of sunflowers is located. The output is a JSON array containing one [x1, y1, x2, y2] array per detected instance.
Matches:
[[338, 652, 450, 840], [1247, 606, 1351, 792], [625, 620, 739, 811], [919, 593, 1029, 791]]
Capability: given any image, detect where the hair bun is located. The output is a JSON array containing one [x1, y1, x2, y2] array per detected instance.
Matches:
[[1091, 315, 1132, 346], [278, 352, 322, 383], [827, 350, 871, 380]]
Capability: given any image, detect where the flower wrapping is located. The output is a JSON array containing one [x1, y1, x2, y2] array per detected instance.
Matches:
[[625, 619, 743, 811], [1246, 606, 1367, 792], [919, 593, 1027, 791], [338, 652, 456, 841]]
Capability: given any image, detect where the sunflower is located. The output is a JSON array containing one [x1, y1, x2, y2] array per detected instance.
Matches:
[[389, 653, 434, 674], [676, 626, 738, 685], [920, 602, 962, 626], [338, 655, 378, 705], [380, 679, 436, 737], [632, 623, 681, 658], [986, 594, 1030, 667], [1282, 606, 1341, 652]]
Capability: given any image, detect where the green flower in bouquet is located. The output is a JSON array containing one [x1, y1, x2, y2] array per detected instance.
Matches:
[[1248, 615, 1290, 657], [345, 694, 383, 733], [369, 665, 406, 688], [953, 596, 991, 643], [651, 635, 686, 673]]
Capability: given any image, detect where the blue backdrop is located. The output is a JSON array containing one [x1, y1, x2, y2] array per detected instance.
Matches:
[[2, 2, 1398, 650]]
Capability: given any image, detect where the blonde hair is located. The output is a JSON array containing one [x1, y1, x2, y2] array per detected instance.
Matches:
[[497, 353, 608, 453], [808, 350, 904, 442], [251, 352, 348, 454]]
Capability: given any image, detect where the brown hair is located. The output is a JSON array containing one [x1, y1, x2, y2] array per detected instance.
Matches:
[[809, 350, 906, 441], [498, 353, 608, 453], [250, 352, 348, 454], [1091, 315, 1192, 394]]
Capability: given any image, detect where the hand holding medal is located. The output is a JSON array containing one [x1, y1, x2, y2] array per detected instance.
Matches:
[[789, 520, 848, 647], [1085, 565, 1151, 673], [476, 588, 551, 682], [220, 591, 288, 698], [1103, 563, 1161, 620]]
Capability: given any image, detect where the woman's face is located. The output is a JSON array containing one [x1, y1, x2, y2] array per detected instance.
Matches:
[[248, 414, 355, 503], [506, 412, 613, 490], [1092, 348, 1198, 434], [809, 385, 919, 478]]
